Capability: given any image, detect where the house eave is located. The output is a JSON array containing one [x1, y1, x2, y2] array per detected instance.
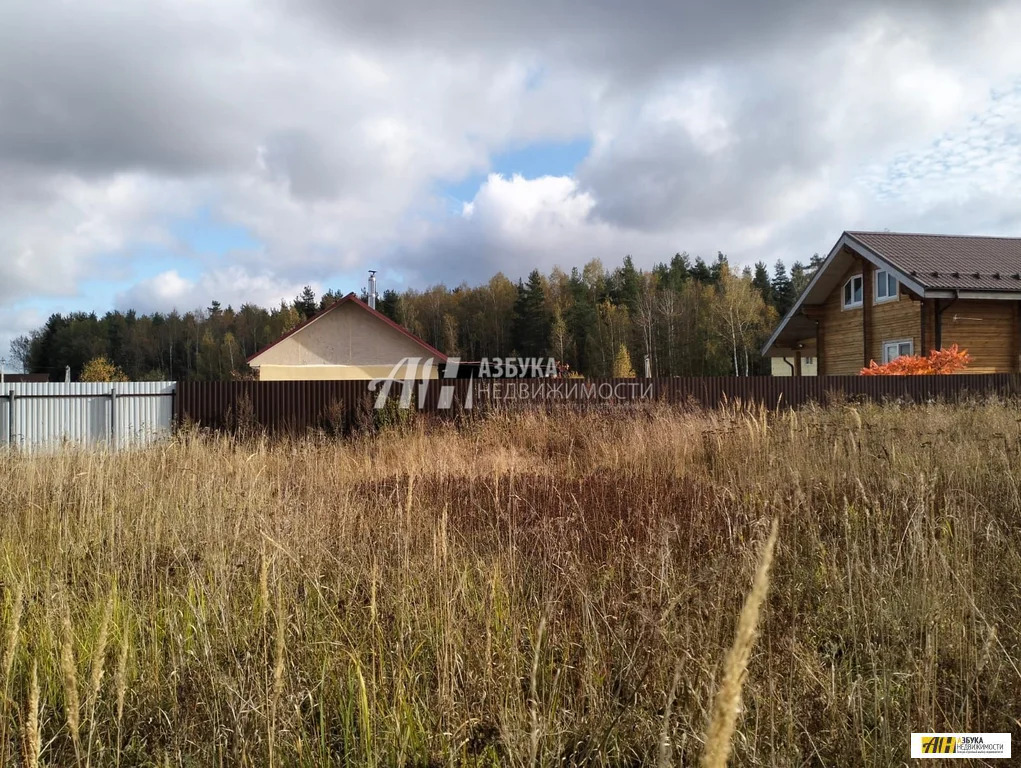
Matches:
[[923, 289, 1021, 300], [761, 232, 859, 355]]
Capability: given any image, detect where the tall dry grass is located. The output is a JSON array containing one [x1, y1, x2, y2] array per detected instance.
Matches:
[[0, 401, 1019, 765]]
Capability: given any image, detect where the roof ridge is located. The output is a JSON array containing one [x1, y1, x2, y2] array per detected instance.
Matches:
[[246, 291, 447, 364], [847, 230, 1021, 241]]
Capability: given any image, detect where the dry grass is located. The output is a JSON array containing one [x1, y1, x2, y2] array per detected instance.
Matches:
[[701, 518, 778, 768], [1, 401, 1020, 765]]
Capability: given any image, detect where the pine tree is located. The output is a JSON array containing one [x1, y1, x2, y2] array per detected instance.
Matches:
[[792, 256, 820, 295], [294, 286, 317, 320], [710, 252, 729, 284], [609, 255, 640, 311], [667, 253, 691, 290], [566, 268, 598, 372], [789, 262, 806, 300], [512, 270, 552, 358], [752, 262, 773, 306], [375, 289, 400, 320], [771, 261, 796, 317], [318, 290, 344, 310], [689, 257, 713, 284]]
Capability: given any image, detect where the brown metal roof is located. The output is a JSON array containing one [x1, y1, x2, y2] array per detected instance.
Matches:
[[847, 231, 1021, 291]]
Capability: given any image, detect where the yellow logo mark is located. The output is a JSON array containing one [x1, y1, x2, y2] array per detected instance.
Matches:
[[921, 736, 958, 754]]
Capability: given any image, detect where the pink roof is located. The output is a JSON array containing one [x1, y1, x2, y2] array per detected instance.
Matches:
[[246, 292, 447, 364]]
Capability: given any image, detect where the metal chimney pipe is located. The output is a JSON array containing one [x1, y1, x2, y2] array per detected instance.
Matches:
[[368, 270, 378, 310]]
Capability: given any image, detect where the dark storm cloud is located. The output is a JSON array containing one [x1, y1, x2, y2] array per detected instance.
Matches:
[[0, 3, 257, 177], [294, 0, 988, 77]]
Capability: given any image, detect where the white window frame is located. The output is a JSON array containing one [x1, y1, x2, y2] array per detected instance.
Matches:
[[882, 339, 914, 364], [842, 274, 863, 309], [875, 269, 899, 303]]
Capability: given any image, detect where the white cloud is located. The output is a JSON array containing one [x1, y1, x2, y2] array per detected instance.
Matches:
[[115, 269, 317, 315], [0, 172, 197, 305], [399, 173, 684, 282]]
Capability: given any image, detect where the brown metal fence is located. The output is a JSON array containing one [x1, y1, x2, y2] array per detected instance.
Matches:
[[174, 374, 1021, 434]]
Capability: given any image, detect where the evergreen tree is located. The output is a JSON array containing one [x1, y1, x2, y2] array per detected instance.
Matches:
[[377, 289, 401, 320], [565, 268, 598, 372], [710, 252, 729, 284], [790, 261, 808, 298], [319, 289, 344, 310], [793, 255, 821, 295], [689, 257, 713, 283], [771, 261, 796, 316], [512, 271, 551, 358], [609, 255, 640, 311], [294, 286, 318, 320], [752, 261, 773, 306], [667, 253, 691, 290]]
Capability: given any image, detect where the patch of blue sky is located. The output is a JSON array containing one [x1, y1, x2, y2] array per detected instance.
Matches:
[[439, 137, 592, 208], [523, 64, 546, 91], [170, 205, 260, 257]]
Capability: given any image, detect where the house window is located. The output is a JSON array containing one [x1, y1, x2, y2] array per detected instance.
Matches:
[[876, 269, 898, 302], [803, 357, 815, 365], [842, 274, 863, 309], [882, 339, 914, 364]]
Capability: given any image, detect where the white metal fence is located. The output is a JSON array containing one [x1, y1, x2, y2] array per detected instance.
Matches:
[[0, 381, 175, 452]]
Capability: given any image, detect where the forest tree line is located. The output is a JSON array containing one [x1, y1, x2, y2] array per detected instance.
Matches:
[[10, 253, 821, 381]]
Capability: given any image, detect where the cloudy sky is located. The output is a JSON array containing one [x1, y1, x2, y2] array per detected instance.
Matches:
[[3, 0, 1021, 364]]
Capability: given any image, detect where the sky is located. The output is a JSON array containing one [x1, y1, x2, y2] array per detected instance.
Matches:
[[3, 0, 1021, 368]]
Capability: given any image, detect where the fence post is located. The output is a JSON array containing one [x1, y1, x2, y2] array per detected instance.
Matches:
[[110, 387, 117, 451], [7, 389, 13, 448]]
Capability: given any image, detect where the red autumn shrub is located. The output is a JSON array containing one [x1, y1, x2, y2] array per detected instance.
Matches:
[[860, 344, 971, 375]]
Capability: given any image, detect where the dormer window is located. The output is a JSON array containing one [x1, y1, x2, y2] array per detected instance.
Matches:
[[876, 269, 898, 302], [842, 274, 863, 309]]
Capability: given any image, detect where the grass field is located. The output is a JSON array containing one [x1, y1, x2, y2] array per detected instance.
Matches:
[[1, 402, 1019, 766]]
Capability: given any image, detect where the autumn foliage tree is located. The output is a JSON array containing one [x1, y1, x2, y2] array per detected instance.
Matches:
[[612, 344, 636, 377], [860, 345, 971, 375], [80, 356, 129, 382]]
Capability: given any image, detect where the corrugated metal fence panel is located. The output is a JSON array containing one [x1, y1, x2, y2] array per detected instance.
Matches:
[[0, 381, 175, 452], [175, 374, 1021, 435]]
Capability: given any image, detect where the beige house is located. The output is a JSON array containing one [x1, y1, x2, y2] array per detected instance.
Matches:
[[247, 293, 446, 380]]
